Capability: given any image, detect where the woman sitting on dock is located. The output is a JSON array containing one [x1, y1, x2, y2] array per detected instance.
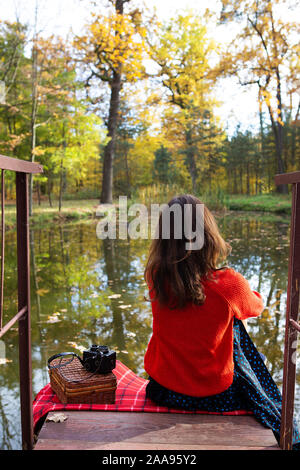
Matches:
[[144, 194, 300, 449]]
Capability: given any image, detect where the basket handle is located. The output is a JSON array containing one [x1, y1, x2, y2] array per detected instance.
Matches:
[[47, 352, 83, 369]]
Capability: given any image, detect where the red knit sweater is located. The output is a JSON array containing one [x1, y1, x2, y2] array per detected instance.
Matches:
[[144, 267, 264, 397]]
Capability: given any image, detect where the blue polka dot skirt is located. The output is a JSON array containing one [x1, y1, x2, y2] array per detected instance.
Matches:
[[146, 318, 300, 449]]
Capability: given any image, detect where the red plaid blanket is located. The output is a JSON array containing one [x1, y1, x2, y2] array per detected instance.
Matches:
[[33, 360, 252, 431]]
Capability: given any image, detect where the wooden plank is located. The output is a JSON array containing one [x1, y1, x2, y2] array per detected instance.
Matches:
[[275, 171, 300, 185], [34, 411, 279, 450], [35, 438, 279, 451], [0, 154, 43, 174]]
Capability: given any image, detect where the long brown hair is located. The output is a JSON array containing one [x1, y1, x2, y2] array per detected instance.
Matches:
[[144, 194, 231, 309]]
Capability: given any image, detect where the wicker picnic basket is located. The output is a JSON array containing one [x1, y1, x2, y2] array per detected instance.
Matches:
[[48, 355, 117, 404]]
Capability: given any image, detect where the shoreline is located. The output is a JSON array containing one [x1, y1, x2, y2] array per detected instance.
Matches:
[[2, 194, 292, 231]]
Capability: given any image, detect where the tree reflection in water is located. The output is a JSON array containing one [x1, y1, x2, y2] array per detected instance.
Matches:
[[0, 213, 299, 449]]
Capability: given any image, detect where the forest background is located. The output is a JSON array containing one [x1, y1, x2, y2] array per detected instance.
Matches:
[[0, 0, 299, 217]]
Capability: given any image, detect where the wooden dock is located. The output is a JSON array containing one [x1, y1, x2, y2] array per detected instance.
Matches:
[[34, 411, 280, 450]]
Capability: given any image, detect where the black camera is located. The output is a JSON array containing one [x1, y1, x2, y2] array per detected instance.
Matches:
[[82, 345, 116, 374]]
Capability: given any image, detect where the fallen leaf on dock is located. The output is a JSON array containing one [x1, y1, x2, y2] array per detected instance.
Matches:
[[46, 413, 68, 423]]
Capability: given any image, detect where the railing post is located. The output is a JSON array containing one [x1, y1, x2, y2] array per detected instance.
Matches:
[[0, 170, 5, 330], [16, 172, 33, 450], [279, 181, 300, 450], [0, 155, 42, 450]]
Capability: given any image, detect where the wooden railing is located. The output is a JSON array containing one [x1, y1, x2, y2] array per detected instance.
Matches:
[[0, 155, 43, 450], [275, 171, 300, 450]]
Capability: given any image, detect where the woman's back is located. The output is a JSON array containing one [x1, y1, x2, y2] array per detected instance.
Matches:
[[144, 267, 263, 397], [143, 194, 300, 448]]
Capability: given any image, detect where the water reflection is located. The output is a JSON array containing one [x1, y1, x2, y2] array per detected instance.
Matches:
[[0, 212, 299, 449]]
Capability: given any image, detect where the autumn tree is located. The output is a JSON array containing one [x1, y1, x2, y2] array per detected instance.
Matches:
[[0, 21, 28, 155], [45, 107, 106, 210], [74, 0, 150, 203], [25, 35, 86, 211], [31, 35, 108, 210], [150, 13, 223, 192], [153, 145, 172, 184], [220, 0, 300, 193], [113, 100, 147, 197], [222, 127, 261, 195]]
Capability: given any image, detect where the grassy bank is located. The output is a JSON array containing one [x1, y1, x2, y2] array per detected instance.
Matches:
[[4, 199, 100, 230], [225, 194, 292, 215], [3, 193, 292, 230], [132, 185, 292, 215]]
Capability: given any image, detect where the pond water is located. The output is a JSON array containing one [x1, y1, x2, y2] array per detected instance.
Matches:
[[0, 211, 299, 449]]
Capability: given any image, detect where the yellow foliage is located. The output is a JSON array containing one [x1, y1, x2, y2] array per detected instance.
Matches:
[[220, 0, 298, 131], [127, 134, 161, 186], [74, 10, 150, 83]]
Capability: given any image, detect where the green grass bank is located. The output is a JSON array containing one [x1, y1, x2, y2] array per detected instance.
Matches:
[[2, 193, 293, 230], [225, 194, 292, 215]]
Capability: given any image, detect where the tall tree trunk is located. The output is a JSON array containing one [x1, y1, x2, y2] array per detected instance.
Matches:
[[36, 181, 41, 205], [270, 13, 288, 194], [29, 5, 39, 216], [59, 158, 64, 213], [258, 99, 265, 194], [271, 69, 288, 194], [185, 129, 198, 192], [274, 123, 288, 194], [100, 0, 125, 204], [246, 161, 250, 195], [291, 100, 300, 167], [48, 174, 53, 208], [100, 70, 122, 203], [124, 149, 131, 198], [233, 167, 237, 193], [29, 42, 38, 216], [59, 123, 67, 212], [255, 165, 259, 194], [266, 103, 287, 194], [239, 168, 243, 194]]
